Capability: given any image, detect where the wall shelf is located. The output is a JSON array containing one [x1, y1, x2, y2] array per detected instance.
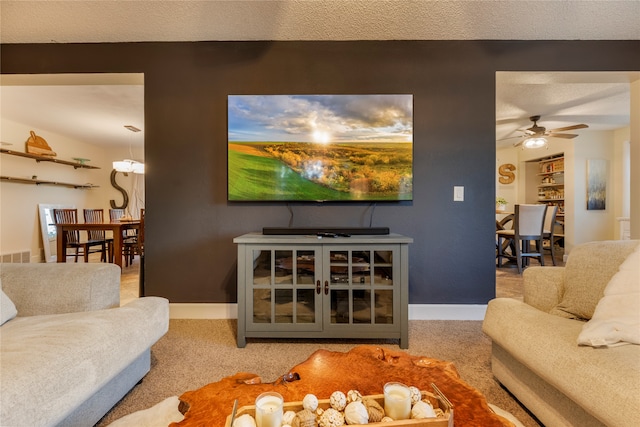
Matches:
[[0, 148, 100, 169], [1, 176, 98, 189]]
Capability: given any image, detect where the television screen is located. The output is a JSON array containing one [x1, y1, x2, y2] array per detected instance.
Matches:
[[228, 94, 413, 202]]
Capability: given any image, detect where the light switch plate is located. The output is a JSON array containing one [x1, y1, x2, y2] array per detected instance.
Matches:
[[454, 186, 464, 201]]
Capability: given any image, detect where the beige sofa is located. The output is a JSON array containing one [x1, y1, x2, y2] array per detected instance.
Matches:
[[483, 240, 640, 427], [0, 263, 169, 427]]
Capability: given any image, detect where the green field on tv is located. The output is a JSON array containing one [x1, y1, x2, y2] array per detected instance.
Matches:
[[228, 142, 412, 202]]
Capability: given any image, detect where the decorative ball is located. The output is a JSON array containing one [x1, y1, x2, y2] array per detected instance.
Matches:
[[318, 408, 345, 427], [293, 409, 317, 427], [381, 416, 394, 422], [283, 410, 296, 425], [410, 400, 437, 419], [409, 386, 421, 404], [346, 389, 363, 403], [363, 398, 384, 422], [232, 413, 256, 427], [344, 401, 368, 425], [329, 391, 347, 411], [302, 394, 319, 412]]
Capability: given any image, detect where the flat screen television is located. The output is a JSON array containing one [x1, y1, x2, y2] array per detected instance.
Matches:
[[228, 94, 413, 202]]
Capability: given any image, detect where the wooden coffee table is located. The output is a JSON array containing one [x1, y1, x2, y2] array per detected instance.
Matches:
[[173, 346, 514, 426]]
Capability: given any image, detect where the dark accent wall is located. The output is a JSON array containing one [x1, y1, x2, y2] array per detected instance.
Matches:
[[3, 41, 639, 304]]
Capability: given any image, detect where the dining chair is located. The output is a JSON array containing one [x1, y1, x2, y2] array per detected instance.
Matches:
[[108, 208, 125, 221], [495, 213, 515, 256], [496, 204, 547, 274], [542, 205, 563, 266], [109, 208, 140, 266], [52, 209, 109, 263], [83, 209, 113, 262]]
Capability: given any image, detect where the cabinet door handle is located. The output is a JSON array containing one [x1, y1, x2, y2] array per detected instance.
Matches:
[[316, 280, 321, 294], [324, 280, 329, 295]]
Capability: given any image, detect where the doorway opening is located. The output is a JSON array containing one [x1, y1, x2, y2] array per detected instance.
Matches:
[[495, 71, 637, 297], [1, 73, 145, 304]]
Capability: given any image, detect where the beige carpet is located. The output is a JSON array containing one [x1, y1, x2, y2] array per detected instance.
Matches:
[[95, 319, 542, 426]]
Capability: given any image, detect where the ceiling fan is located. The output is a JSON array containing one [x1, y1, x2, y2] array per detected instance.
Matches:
[[501, 115, 589, 148]]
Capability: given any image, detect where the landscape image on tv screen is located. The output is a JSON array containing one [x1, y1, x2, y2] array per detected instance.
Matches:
[[228, 94, 413, 202]]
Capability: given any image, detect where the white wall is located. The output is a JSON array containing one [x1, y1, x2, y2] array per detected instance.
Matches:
[[1, 118, 143, 261], [613, 127, 631, 239], [572, 130, 617, 246]]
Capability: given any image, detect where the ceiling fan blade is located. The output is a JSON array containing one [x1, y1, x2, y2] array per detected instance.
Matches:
[[497, 135, 524, 141], [513, 140, 524, 148], [547, 133, 578, 139], [548, 124, 588, 132]]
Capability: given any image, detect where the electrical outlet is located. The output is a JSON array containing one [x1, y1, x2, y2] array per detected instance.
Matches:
[[454, 186, 464, 201]]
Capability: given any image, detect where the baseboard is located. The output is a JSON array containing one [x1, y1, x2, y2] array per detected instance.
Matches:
[[168, 303, 487, 321], [408, 304, 487, 320], [169, 303, 238, 319]]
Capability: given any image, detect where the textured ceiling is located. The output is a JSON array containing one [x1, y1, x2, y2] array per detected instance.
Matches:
[[1, 0, 639, 44], [495, 71, 640, 148]]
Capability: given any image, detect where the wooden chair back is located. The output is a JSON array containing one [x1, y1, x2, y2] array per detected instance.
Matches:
[[109, 208, 125, 221], [53, 209, 80, 244], [83, 209, 106, 241]]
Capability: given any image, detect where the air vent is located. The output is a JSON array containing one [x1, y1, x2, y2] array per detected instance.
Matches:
[[0, 251, 31, 263]]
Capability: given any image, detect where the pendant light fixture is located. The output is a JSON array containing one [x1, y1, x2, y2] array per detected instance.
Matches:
[[112, 159, 144, 174], [113, 125, 144, 173]]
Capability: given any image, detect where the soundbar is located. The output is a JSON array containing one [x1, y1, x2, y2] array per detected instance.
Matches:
[[263, 227, 390, 236]]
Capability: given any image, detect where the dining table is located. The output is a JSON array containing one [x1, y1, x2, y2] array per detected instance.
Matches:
[[56, 220, 140, 268]]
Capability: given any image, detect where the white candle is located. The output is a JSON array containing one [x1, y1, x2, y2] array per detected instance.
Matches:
[[384, 382, 411, 420], [255, 392, 284, 427]]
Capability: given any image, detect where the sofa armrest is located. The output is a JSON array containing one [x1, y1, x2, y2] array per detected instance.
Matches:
[[522, 266, 565, 313], [0, 263, 120, 316]]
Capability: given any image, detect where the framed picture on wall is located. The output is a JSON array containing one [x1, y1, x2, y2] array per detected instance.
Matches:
[[586, 158, 607, 210]]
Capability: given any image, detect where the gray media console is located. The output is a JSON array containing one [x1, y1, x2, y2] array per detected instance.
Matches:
[[234, 232, 412, 348]]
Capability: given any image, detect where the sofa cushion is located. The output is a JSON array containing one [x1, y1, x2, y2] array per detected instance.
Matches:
[[0, 297, 168, 427], [1, 285, 18, 325], [550, 240, 639, 320], [577, 244, 640, 347], [483, 297, 640, 427]]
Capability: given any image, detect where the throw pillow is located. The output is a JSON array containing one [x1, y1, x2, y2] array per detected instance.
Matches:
[[550, 240, 639, 320], [577, 244, 640, 347], [1, 284, 18, 326]]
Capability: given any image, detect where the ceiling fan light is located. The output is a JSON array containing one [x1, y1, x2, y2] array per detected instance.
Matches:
[[522, 137, 548, 149]]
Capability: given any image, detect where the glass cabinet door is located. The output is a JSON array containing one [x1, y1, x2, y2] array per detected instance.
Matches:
[[247, 246, 322, 331], [325, 247, 397, 326]]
